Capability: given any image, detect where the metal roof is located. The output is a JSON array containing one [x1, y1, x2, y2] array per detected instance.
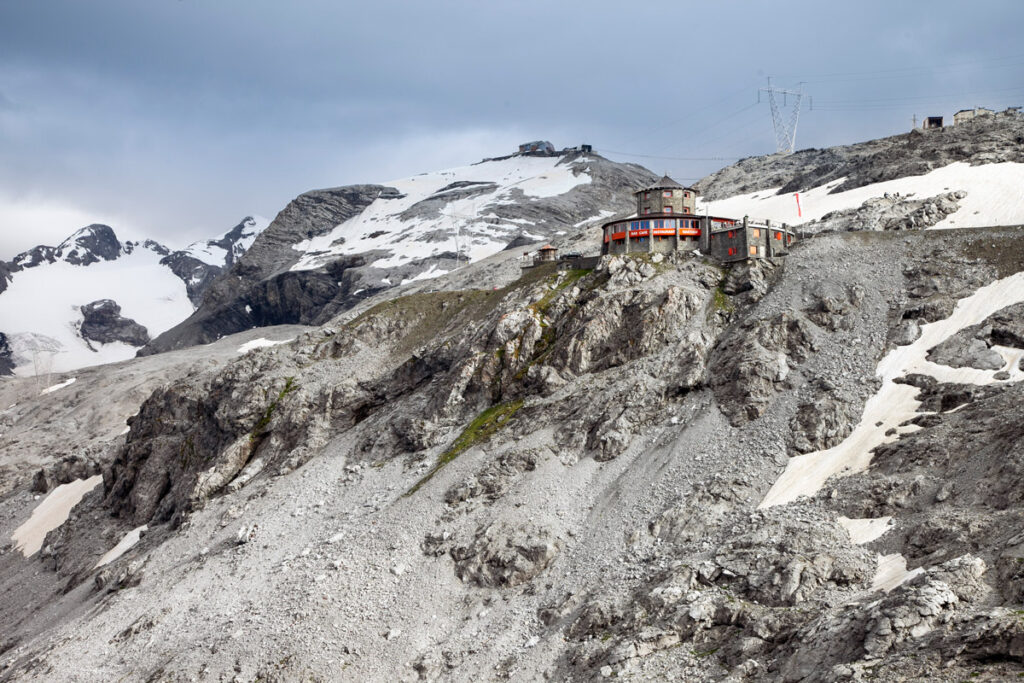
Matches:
[[637, 175, 695, 193]]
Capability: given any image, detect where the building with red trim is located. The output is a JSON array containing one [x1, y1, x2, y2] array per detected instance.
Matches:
[[600, 176, 797, 262]]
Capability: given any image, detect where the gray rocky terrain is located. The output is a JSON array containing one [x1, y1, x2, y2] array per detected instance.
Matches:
[[2, 224, 1024, 681], [3, 121, 1024, 681]]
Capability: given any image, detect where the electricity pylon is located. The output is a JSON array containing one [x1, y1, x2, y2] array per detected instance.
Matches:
[[758, 78, 810, 154]]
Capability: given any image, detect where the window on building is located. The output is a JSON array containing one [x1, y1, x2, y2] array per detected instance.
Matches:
[[630, 221, 638, 230], [749, 245, 757, 256], [654, 219, 662, 229], [775, 231, 782, 240], [684, 208, 691, 214], [752, 228, 760, 238], [664, 206, 673, 213], [728, 230, 735, 238], [641, 220, 650, 230], [663, 190, 673, 197], [644, 191, 650, 199], [728, 247, 735, 256]]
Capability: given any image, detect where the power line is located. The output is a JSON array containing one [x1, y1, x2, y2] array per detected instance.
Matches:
[[778, 51, 1024, 82], [664, 102, 761, 154], [600, 150, 739, 161], [612, 84, 753, 147], [816, 84, 1024, 106]]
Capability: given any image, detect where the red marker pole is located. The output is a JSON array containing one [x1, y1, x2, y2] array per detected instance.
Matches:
[[794, 192, 802, 218]]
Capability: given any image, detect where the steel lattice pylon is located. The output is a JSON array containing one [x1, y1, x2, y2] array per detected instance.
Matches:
[[759, 78, 809, 154]]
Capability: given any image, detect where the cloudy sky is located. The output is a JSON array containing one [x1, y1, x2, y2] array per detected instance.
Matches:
[[1, 0, 1022, 258]]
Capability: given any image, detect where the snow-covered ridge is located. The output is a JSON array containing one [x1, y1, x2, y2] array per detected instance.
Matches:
[[699, 161, 1024, 230], [290, 155, 592, 274], [182, 215, 270, 266], [0, 217, 265, 376]]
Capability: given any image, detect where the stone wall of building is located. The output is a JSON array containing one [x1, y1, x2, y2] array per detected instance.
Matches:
[[636, 188, 697, 216], [707, 222, 795, 262], [954, 108, 994, 125]]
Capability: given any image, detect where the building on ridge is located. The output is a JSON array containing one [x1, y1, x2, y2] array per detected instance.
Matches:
[[953, 107, 994, 125], [518, 140, 556, 154], [600, 175, 797, 262]]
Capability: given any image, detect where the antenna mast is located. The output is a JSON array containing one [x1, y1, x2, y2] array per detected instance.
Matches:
[[758, 77, 809, 154]]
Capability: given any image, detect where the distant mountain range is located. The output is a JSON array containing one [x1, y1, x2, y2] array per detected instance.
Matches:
[[0, 217, 268, 375], [5, 113, 1024, 377]]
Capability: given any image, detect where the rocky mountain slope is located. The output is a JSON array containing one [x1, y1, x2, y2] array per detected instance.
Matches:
[[140, 151, 655, 356], [698, 108, 1024, 233], [3, 121, 1024, 681], [2, 224, 1024, 681], [0, 218, 267, 376]]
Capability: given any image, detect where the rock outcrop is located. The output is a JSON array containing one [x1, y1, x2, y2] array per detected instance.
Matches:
[[0, 332, 12, 376], [79, 300, 150, 347]]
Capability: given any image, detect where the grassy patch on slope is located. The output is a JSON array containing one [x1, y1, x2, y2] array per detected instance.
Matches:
[[405, 399, 524, 496]]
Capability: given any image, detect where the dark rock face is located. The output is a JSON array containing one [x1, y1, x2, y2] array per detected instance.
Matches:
[[502, 233, 543, 251], [926, 302, 1024, 370], [56, 225, 122, 265], [8, 224, 123, 271], [927, 330, 1005, 370], [158, 217, 265, 305], [140, 186, 389, 355], [0, 261, 12, 295], [142, 154, 656, 357], [0, 332, 13, 375], [31, 454, 103, 493], [158, 252, 221, 306], [10, 244, 58, 269], [79, 299, 150, 347]]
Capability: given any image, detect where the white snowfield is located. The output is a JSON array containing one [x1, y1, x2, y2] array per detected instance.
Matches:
[[10, 475, 103, 557], [838, 515, 893, 545], [237, 337, 292, 354], [290, 155, 592, 273], [763, 272, 1024, 592], [871, 554, 926, 593], [700, 161, 1024, 230], [0, 245, 193, 376], [1, 218, 267, 377], [95, 525, 148, 568], [761, 270, 1024, 509], [182, 215, 270, 266], [838, 515, 924, 592], [40, 377, 76, 395]]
